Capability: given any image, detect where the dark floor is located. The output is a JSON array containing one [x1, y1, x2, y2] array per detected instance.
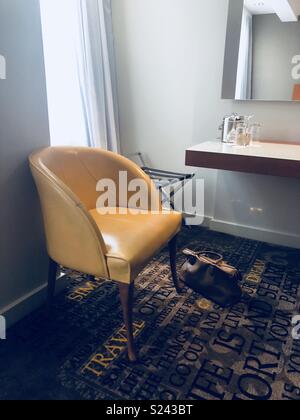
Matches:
[[0, 228, 300, 400]]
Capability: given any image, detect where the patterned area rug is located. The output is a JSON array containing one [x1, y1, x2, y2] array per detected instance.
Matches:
[[0, 228, 300, 401]]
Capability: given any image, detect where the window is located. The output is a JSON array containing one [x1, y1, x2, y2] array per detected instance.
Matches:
[[40, 0, 88, 146]]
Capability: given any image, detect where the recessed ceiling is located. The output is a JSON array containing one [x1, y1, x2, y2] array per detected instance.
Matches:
[[244, 0, 275, 15]]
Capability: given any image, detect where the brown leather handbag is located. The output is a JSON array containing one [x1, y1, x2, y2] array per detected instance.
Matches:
[[180, 249, 242, 308]]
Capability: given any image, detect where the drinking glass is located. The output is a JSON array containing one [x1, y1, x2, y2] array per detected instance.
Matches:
[[250, 123, 262, 143], [236, 123, 251, 147]]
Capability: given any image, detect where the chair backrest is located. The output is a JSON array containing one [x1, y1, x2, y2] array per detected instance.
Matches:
[[29, 147, 110, 277], [29, 147, 158, 278]]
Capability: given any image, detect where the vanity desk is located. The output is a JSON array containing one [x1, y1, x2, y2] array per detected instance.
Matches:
[[185, 141, 300, 178]]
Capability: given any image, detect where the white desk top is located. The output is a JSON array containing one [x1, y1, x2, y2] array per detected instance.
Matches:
[[187, 141, 300, 162], [186, 141, 300, 178]]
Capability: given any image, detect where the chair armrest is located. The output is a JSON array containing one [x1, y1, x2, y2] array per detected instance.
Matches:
[[30, 163, 109, 278]]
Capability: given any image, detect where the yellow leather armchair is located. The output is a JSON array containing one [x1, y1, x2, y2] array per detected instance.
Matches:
[[29, 147, 182, 361]]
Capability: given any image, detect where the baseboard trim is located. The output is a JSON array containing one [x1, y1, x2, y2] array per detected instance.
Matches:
[[209, 218, 300, 249], [0, 274, 69, 328], [184, 214, 212, 228]]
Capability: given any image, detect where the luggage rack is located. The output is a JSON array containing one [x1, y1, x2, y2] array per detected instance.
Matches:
[[129, 152, 195, 211]]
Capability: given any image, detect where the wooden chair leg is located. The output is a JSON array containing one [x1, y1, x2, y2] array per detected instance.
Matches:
[[48, 258, 58, 311], [118, 282, 138, 362], [169, 235, 182, 293]]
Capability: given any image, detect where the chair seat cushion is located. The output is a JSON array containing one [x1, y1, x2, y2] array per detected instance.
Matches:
[[89, 208, 182, 283]]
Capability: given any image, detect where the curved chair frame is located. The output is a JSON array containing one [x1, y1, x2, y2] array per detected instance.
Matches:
[[29, 147, 182, 361]]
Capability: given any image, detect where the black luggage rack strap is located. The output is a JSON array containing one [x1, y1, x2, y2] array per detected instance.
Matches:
[[142, 166, 195, 183]]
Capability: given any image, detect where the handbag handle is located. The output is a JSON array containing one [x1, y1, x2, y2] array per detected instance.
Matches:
[[182, 249, 239, 276], [183, 249, 223, 265]]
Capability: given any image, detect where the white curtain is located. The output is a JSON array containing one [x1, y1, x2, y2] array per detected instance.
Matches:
[[235, 7, 253, 100], [77, 0, 120, 152]]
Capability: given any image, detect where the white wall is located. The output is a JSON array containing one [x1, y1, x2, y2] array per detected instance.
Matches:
[[112, 0, 300, 248], [0, 0, 50, 324]]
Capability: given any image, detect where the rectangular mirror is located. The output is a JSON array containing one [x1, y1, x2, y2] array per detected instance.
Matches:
[[222, 0, 300, 101]]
